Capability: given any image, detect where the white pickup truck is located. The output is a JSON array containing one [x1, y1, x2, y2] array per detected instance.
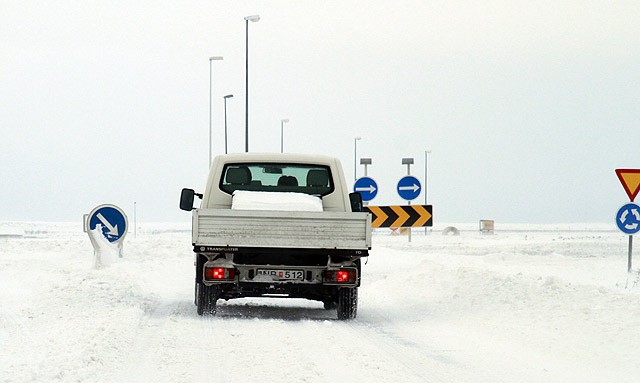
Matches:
[[180, 153, 371, 319]]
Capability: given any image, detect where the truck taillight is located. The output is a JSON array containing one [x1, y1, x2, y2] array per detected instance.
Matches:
[[337, 270, 350, 283], [325, 269, 356, 283], [205, 267, 235, 280]]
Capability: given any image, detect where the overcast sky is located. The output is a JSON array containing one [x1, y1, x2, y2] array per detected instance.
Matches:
[[2, 0, 639, 224]]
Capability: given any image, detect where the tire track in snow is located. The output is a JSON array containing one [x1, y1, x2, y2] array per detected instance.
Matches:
[[197, 310, 232, 383], [352, 309, 506, 383], [350, 310, 472, 383], [0, 309, 41, 382], [345, 319, 434, 382], [118, 299, 177, 383]]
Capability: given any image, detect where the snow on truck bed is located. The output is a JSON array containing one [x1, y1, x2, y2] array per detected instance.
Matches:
[[231, 190, 323, 212]]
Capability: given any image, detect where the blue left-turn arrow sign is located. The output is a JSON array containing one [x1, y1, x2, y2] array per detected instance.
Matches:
[[354, 177, 378, 202]]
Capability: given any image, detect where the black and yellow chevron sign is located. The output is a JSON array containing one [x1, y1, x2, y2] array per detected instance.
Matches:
[[363, 205, 433, 228]]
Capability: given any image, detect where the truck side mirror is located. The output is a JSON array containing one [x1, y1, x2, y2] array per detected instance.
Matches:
[[349, 192, 363, 212], [180, 188, 196, 211]]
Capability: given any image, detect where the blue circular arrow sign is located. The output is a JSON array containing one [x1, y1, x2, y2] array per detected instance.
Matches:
[[88, 204, 128, 243], [397, 176, 421, 201], [616, 203, 640, 235], [354, 177, 378, 202]]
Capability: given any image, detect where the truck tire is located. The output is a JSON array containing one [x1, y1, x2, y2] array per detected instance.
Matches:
[[337, 287, 357, 320], [197, 283, 220, 316], [194, 282, 198, 306], [195, 255, 206, 305]]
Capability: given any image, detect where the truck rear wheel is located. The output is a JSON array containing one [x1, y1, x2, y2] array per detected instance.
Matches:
[[337, 287, 357, 320], [197, 283, 220, 316]]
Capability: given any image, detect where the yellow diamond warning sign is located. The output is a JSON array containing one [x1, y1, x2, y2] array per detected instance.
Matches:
[[615, 169, 640, 202]]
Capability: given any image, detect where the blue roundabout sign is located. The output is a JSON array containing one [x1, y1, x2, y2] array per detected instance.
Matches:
[[616, 203, 640, 235]]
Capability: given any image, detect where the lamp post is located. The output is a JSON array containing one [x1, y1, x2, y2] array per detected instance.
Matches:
[[209, 56, 223, 167], [223, 95, 233, 154], [244, 14, 260, 153], [280, 119, 289, 153], [425, 150, 431, 235], [354, 137, 362, 182], [424, 150, 431, 205]]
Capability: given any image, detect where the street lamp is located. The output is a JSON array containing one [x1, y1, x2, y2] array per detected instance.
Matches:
[[209, 56, 223, 167], [244, 14, 260, 153], [280, 119, 290, 153], [354, 136, 362, 181], [223, 95, 234, 154], [424, 150, 431, 205], [425, 150, 432, 235]]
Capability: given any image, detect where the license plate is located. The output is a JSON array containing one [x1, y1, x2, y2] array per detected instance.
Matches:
[[256, 269, 304, 280]]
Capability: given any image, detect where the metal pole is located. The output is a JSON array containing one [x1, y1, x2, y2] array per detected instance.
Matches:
[[407, 163, 412, 243], [208, 57, 223, 165], [354, 139, 357, 181], [209, 60, 212, 167], [424, 151, 428, 205], [425, 150, 429, 235], [353, 137, 361, 181], [279, 119, 289, 153], [243, 15, 259, 152], [629, 235, 633, 272], [245, 19, 249, 152], [224, 97, 228, 154], [134, 201, 137, 239]]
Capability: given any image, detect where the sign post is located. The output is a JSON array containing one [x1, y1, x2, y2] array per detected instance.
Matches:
[[360, 158, 372, 177], [615, 169, 640, 273], [399, 158, 420, 242]]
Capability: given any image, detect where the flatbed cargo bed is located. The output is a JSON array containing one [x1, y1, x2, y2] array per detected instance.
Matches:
[[192, 208, 372, 251]]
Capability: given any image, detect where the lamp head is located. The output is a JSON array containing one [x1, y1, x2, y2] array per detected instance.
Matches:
[[244, 15, 260, 22], [402, 158, 415, 165]]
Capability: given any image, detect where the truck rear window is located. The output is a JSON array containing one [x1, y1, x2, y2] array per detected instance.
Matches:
[[219, 163, 334, 196]]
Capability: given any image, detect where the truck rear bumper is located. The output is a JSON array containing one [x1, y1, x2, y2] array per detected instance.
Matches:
[[203, 264, 359, 286], [213, 281, 356, 302]]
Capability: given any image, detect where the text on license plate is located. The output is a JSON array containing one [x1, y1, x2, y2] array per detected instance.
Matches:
[[257, 269, 303, 280]]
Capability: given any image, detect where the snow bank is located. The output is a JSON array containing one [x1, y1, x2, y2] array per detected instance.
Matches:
[[88, 224, 120, 268], [231, 190, 322, 212], [2, 222, 640, 382], [0, 226, 24, 238]]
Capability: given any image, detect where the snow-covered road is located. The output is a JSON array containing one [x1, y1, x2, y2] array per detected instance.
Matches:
[[2, 223, 639, 382]]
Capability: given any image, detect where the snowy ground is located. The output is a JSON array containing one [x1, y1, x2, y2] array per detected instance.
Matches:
[[1, 222, 639, 383]]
